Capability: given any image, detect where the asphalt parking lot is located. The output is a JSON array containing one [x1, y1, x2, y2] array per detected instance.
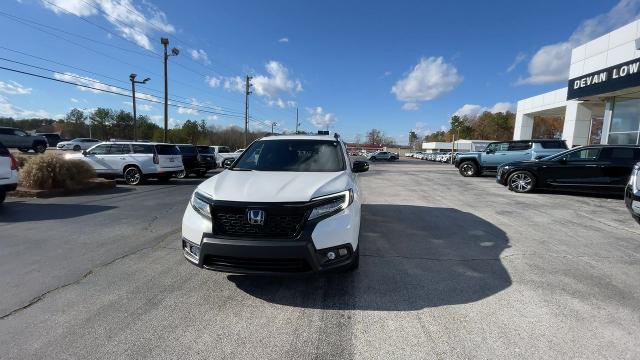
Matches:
[[1, 160, 639, 359]]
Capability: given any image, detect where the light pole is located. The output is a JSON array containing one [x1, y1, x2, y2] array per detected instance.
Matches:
[[161, 37, 179, 143], [271, 121, 278, 135], [129, 73, 150, 141]]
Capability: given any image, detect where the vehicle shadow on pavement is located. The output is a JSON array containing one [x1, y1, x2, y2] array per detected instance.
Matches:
[[229, 204, 511, 311], [0, 202, 115, 223]]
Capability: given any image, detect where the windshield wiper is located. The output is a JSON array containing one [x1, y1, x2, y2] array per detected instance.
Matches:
[[230, 167, 254, 171]]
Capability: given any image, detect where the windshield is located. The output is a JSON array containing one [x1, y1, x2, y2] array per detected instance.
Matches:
[[155, 144, 180, 155], [232, 139, 346, 172], [196, 146, 215, 154], [178, 145, 197, 155], [218, 146, 230, 153]]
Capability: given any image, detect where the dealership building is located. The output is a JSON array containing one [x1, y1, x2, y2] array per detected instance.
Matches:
[[514, 20, 640, 147]]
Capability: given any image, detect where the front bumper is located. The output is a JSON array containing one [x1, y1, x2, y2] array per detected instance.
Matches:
[[181, 200, 360, 274], [624, 185, 640, 221], [183, 237, 355, 274]]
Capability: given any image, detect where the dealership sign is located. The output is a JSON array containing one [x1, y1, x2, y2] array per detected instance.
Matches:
[[567, 57, 640, 100]]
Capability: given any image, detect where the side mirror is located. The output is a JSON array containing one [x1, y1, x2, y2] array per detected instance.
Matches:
[[486, 149, 495, 154], [352, 160, 369, 173], [82, 150, 88, 156], [558, 157, 568, 164], [222, 158, 234, 168]]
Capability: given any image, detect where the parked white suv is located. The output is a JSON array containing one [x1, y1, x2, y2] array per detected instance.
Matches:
[[0, 142, 18, 204], [182, 134, 369, 274], [66, 142, 184, 185]]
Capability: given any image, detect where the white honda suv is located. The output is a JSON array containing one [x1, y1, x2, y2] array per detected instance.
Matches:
[[181, 134, 369, 274]]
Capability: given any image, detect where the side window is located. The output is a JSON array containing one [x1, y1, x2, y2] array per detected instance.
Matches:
[[132, 144, 154, 154], [109, 144, 131, 155], [540, 141, 567, 149], [13, 130, 27, 137], [88, 144, 110, 155], [0, 129, 10, 135], [600, 147, 637, 161], [508, 142, 531, 151], [487, 143, 509, 152], [566, 148, 600, 161]]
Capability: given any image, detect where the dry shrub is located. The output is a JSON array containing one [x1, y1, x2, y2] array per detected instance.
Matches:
[[14, 154, 30, 169], [19, 153, 96, 190]]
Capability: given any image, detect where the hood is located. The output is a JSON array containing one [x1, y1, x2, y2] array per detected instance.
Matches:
[[197, 170, 350, 202]]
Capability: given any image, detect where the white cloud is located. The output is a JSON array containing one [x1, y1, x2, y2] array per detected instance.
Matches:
[[506, 52, 527, 73], [267, 98, 297, 108], [205, 75, 221, 88], [123, 101, 152, 111], [383, 71, 392, 77], [0, 80, 31, 95], [391, 57, 462, 108], [452, 102, 514, 118], [189, 49, 210, 64], [70, 97, 79, 103], [0, 95, 50, 118], [402, 102, 419, 111], [518, 0, 640, 85], [177, 98, 202, 115], [223, 76, 245, 92], [307, 106, 337, 129], [278, 37, 289, 43], [252, 61, 303, 98], [40, 0, 175, 51], [207, 115, 219, 121], [412, 122, 432, 137]]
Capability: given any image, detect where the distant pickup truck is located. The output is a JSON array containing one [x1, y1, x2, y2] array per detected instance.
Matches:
[[454, 140, 567, 177], [0, 127, 48, 153]]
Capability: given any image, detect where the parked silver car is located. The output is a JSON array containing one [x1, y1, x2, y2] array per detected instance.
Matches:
[[368, 151, 398, 161], [57, 138, 102, 151]]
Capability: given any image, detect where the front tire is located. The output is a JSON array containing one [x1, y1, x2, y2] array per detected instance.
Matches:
[[507, 171, 536, 193], [33, 143, 46, 153], [123, 166, 143, 185], [175, 170, 187, 179], [73, 145, 81, 151], [459, 161, 478, 177], [370, 157, 377, 161]]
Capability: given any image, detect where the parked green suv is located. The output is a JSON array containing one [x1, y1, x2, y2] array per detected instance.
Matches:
[[454, 140, 567, 177]]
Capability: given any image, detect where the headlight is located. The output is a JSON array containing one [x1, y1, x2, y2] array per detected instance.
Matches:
[[309, 189, 353, 220], [190, 190, 212, 219], [631, 166, 639, 192]]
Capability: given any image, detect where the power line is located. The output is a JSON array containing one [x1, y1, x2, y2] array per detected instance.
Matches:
[[0, 65, 247, 120], [0, 57, 246, 116]]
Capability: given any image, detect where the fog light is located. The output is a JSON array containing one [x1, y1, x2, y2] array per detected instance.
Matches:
[[190, 245, 201, 257], [338, 248, 348, 257], [326, 251, 336, 260]]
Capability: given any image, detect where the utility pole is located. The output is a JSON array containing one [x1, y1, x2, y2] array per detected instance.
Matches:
[[129, 74, 150, 141], [161, 37, 179, 143], [295, 107, 299, 134], [244, 75, 252, 147], [271, 122, 278, 135]]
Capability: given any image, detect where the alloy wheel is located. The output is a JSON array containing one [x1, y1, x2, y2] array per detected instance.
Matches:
[[509, 173, 533, 192], [124, 167, 141, 185], [461, 164, 475, 176]]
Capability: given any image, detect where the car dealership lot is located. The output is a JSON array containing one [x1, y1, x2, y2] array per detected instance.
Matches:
[[1, 161, 639, 359]]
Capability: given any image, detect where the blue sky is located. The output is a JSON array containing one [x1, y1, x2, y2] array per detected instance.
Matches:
[[0, 0, 636, 144]]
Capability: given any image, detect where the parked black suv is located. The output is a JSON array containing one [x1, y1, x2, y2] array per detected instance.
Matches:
[[176, 144, 217, 178], [35, 133, 62, 147], [497, 145, 640, 194]]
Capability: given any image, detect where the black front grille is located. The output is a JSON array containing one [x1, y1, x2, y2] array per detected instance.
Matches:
[[212, 203, 308, 239], [203, 255, 310, 273]]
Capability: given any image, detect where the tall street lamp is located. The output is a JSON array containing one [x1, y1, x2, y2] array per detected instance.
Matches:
[[161, 37, 179, 143], [271, 121, 278, 135], [129, 73, 150, 141]]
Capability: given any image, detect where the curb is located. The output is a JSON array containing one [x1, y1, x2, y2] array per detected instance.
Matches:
[[8, 178, 116, 198]]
